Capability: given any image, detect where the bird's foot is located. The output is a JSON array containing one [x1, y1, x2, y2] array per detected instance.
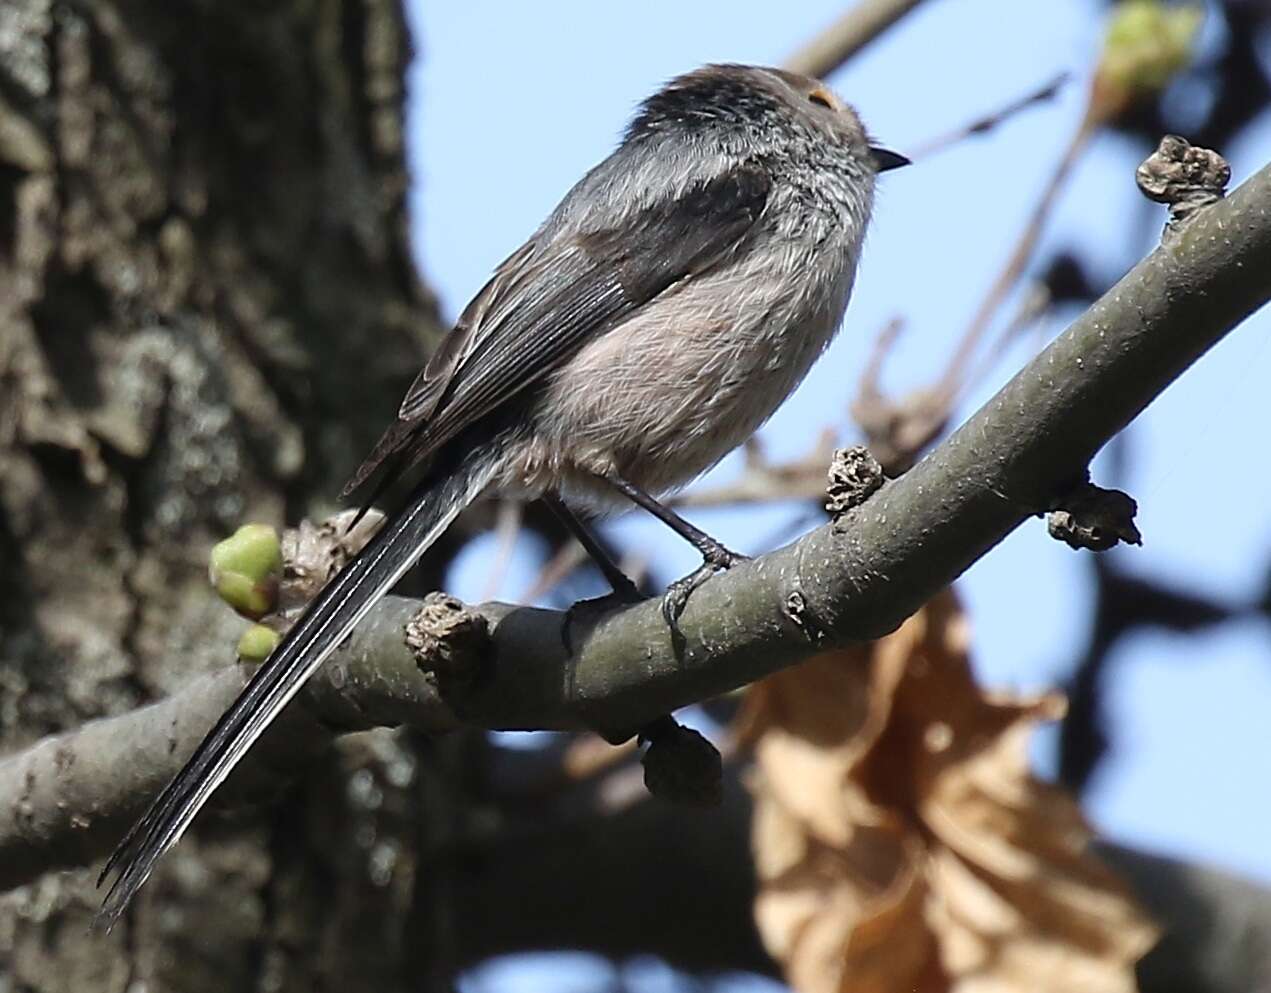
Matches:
[[661, 540, 748, 638]]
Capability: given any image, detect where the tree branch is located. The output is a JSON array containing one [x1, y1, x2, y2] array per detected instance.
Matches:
[[1099, 842, 1271, 992], [784, 0, 929, 78], [4, 157, 1271, 893], [449, 757, 1271, 993], [0, 598, 459, 890]]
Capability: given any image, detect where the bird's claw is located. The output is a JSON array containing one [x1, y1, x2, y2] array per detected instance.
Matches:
[[660, 542, 748, 640], [560, 539, 746, 652]]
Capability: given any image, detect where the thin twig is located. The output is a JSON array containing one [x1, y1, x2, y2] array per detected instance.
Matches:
[[480, 499, 524, 601], [522, 541, 589, 601], [965, 279, 1055, 388], [937, 118, 1097, 399], [784, 0, 928, 78], [671, 430, 838, 509], [907, 72, 1072, 161]]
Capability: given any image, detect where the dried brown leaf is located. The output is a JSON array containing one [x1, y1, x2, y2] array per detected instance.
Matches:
[[744, 589, 1158, 993]]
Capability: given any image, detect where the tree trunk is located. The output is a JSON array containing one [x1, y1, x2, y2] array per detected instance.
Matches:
[[0, 1, 446, 988]]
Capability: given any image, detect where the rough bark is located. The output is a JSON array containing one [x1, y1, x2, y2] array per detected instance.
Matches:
[[0, 1, 444, 989]]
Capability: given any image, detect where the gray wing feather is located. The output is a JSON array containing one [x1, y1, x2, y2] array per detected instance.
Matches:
[[396, 241, 539, 422], [344, 162, 771, 497]]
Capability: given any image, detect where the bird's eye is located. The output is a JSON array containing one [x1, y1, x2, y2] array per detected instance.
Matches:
[[807, 90, 834, 110]]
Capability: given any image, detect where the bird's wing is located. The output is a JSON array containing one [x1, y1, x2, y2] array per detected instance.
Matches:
[[342, 164, 772, 498], [398, 239, 540, 424]]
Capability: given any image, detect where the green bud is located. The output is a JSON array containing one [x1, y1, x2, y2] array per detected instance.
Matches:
[[237, 623, 282, 662], [209, 523, 282, 619], [1099, 1, 1202, 103]]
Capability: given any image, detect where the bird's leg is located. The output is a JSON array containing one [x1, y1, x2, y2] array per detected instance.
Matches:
[[592, 474, 747, 634], [545, 496, 646, 653], [545, 496, 643, 600]]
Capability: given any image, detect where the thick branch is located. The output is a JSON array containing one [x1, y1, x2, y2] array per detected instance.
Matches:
[[4, 160, 1271, 892], [1099, 842, 1271, 992], [458, 157, 1271, 740], [449, 757, 1271, 993]]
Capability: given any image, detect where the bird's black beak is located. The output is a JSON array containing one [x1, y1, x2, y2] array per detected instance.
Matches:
[[869, 147, 911, 173]]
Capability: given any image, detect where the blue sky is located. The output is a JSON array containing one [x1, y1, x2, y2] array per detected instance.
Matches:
[[404, 0, 1271, 911]]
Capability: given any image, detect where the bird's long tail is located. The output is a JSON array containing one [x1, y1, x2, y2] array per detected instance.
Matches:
[[96, 442, 503, 928]]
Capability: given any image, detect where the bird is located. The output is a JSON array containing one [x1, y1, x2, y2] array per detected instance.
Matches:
[[96, 63, 908, 926]]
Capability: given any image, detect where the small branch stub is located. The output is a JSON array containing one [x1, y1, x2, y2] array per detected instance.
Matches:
[[280, 509, 385, 611], [826, 445, 885, 517], [1048, 482, 1143, 551], [1137, 134, 1231, 233], [638, 715, 723, 806], [406, 592, 490, 694]]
